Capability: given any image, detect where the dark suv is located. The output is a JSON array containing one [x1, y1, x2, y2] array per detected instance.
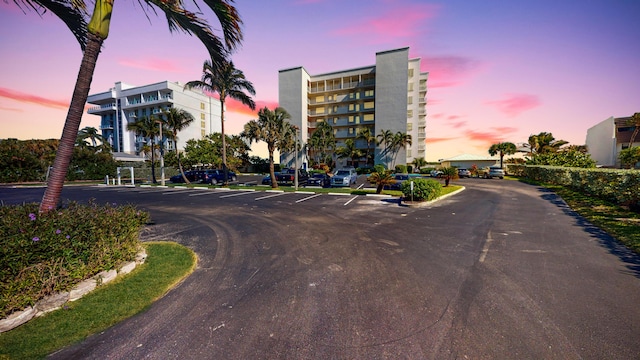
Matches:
[[201, 169, 237, 185]]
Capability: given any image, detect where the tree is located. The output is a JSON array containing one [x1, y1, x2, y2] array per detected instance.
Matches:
[[356, 127, 375, 166], [18, 0, 243, 212], [488, 142, 517, 168], [77, 126, 105, 149], [127, 116, 164, 183], [627, 112, 640, 148], [619, 146, 640, 168], [336, 138, 364, 168], [185, 59, 255, 185], [309, 121, 336, 167], [526, 149, 596, 168], [411, 157, 428, 172], [183, 133, 249, 170], [376, 129, 394, 167], [241, 107, 296, 189], [390, 132, 412, 168], [527, 132, 568, 155], [440, 166, 459, 187], [368, 169, 395, 194], [161, 108, 195, 183]]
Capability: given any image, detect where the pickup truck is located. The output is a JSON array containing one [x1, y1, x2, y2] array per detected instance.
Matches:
[[276, 168, 309, 185]]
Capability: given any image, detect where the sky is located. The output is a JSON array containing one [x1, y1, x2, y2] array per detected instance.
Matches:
[[1, 0, 639, 162]]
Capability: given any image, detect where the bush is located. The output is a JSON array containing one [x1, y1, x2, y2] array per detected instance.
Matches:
[[0, 201, 150, 318], [395, 164, 407, 174], [401, 178, 442, 201]]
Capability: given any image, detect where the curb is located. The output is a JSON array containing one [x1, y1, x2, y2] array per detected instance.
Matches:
[[401, 186, 466, 208]]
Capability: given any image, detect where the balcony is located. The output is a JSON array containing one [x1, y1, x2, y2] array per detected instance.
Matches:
[[87, 103, 116, 114], [100, 123, 114, 130]]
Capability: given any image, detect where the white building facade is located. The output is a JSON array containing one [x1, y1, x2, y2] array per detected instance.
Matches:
[[278, 47, 428, 169], [87, 81, 221, 157], [586, 115, 638, 168]]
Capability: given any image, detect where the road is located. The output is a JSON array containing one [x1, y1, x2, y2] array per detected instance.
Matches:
[[2, 179, 639, 359]]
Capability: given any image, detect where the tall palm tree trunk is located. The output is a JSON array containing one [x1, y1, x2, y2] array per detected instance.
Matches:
[[221, 99, 229, 186], [40, 33, 103, 212]]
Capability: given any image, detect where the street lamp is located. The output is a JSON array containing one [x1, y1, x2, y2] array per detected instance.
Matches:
[[156, 118, 165, 186], [293, 125, 299, 190]]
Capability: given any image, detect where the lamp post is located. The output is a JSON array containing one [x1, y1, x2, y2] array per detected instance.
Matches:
[[157, 119, 165, 186], [293, 125, 299, 190]]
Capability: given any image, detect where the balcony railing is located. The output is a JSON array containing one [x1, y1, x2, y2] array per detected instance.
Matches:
[[87, 103, 116, 113]]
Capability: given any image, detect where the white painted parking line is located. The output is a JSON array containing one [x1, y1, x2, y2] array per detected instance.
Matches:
[[296, 193, 322, 203], [219, 191, 256, 198], [344, 196, 358, 206], [254, 192, 286, 200], [479, 231, 493, 263]]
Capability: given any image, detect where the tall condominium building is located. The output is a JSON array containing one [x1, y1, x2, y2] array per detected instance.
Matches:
[[87, 81, 221, 157], [278, 47, 428, 169]]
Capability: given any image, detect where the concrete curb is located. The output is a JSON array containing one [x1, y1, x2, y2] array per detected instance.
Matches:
[[0, 248, 147, 333], [401, 186, 466, 208]]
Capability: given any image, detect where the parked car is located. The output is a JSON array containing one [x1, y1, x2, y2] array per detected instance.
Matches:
[[458, 168, 471, 178], [385, 173, 410, 190], [307, 173, 331, 187], [170, 170, 202, 183], [430, 169, 443, 178], [276, 168, 309, 185], [261, 172, 279, 185], [484, 166, 505, 179], [330, 167, 358, 187], [202, 169, 237, 185]]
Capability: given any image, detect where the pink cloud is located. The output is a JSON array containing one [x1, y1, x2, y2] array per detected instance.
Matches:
[[485, 93, 541, 117], [465, 129, 505, 145], [421, 55, 484, 88], [0, 87, 69, 109], [118, 58, 184, 73], [426, 136, 457, 143], [449, 121, 467, 129], [226, 98, 279, 117], [430, 113, 445, 119], [332, 3, 438, 43]]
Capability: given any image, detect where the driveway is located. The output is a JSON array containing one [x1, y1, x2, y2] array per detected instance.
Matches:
[[2, 180, 639, 359]]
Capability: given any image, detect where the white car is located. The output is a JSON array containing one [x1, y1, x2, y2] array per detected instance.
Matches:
[[330, 168, 358, 187]]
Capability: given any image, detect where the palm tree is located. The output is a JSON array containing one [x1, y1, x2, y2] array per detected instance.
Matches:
[[161, 108, 195, 183], [185, 59, 255, 185], [312, 121, 336, 166], [368, 169, 395, 194], [335, 138, 364, 168], [411, 157, 428, 172], [627, 112, 640, 148], [357, 127, 375, 166], [527, 132, 568, 155], [127, 116, 164, 184], [440, 166, 458, 187], [241, 107, 296, 189], [376, 129, 394, 167], [488, 142, 517, 168], [390, 132, 412, 168], [17, 1, 243, 212], [77, 126, 104, 148]]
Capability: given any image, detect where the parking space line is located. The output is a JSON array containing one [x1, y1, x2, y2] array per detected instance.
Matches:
[[296, 193, 322, 203], [479, 231, 493, 263], [344, 196, 358, 206], [254, 193, 286, 200], [219, 191, 255, 198]]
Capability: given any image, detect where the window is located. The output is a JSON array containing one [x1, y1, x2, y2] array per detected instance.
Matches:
[[363, 114, 374, 122], [316, 95, 324, 103], [408, 68, 414, 77], [349, 104, 354, 112], [349, 127, 355, 135], [364, 101, 374, 109], [407, 110, 413, 118], [407, 96, 413, 105], [333, 118, 338, 125], [201, 121, 206, 128], [348, 116, 355, 123], [407, 149, 412, 157], [408, 83, 414, 92], [200, 113, 205, 120], [407, 123, 413, 131], [365, 90, 374, 97], [316, 107, 325, 114], [200, 102, 205, 110], [201, 129, 206, 137]]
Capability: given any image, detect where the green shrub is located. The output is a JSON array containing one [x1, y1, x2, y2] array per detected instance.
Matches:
[[401, 178, 442, 201], [0, 201, 150, 318], [395, 164, 407, 174]]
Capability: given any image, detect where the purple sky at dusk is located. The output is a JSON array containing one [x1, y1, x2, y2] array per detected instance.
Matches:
[[1, 0, 639, 161]]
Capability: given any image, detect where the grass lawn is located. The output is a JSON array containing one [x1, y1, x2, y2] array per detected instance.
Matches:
[[0, 242, 196, 360]]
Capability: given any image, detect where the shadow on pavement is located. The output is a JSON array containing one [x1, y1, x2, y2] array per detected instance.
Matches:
[[538, 188, 640, 279]]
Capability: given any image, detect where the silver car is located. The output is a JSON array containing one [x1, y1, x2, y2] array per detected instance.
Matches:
[[484, 167, 505, 179], [330, 168, 358, 187]]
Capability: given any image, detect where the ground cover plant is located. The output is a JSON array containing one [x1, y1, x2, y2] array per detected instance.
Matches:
[[0, 201, 150, 318], [0, 242, 196, 360]]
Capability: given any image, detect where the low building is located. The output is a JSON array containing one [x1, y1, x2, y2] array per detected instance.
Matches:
[[438, 154, 498, 169], [586, 115, 639, 168], [87, 81, 221, 158]]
